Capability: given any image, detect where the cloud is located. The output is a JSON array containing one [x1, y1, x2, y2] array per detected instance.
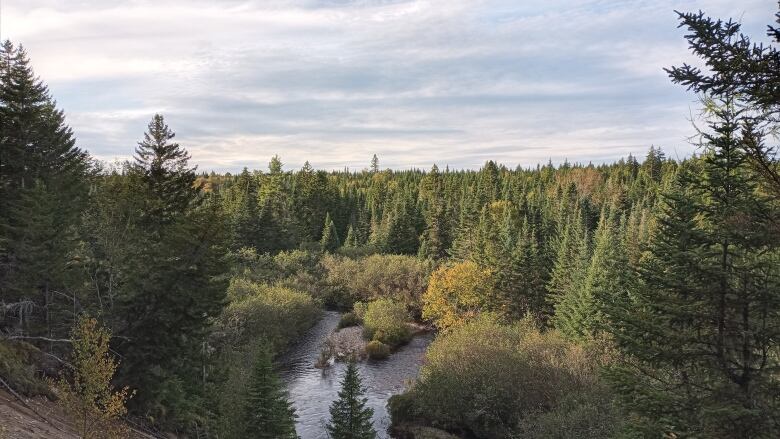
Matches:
[[2, 0, 777, 171]]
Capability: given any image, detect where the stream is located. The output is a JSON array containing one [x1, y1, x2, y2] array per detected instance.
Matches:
[[279, 311, 434, 439]]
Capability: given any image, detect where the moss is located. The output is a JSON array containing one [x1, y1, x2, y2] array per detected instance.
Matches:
[[0, 340, 52, 397]]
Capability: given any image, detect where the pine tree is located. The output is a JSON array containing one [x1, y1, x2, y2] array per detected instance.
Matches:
[[321, 212, 341, 252], [326, 362, 376, 439], [244, 345, 297, 439]]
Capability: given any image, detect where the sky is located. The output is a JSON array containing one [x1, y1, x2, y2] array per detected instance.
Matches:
[[1, 0, 777, 172]]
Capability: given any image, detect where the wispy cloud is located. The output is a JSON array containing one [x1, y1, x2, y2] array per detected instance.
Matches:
[[2, 0, 776, 171]]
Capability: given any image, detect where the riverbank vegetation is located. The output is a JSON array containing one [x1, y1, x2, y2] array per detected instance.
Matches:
[[1, 3, 779, 438]]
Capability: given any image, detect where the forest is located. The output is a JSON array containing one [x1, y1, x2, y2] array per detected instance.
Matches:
[[1, 4, 779, 439]]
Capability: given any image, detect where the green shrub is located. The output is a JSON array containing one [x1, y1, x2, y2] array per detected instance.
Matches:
[[338, 312, 361, 329], [362, 299, 411, 347], [352, 301, 368, 319], [322, 254, 431, 314], [219, 283, 320, 350], [394, 315, 621, 439], [365, 340, 391, 360]]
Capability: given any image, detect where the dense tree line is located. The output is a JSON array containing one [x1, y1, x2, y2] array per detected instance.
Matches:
[[0, 3, 778, 438]]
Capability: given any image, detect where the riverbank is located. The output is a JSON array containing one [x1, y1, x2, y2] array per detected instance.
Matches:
[[279, 311, 434, 439], [317, 319, 434, 366]]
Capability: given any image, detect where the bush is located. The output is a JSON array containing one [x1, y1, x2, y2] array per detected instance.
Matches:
[[338, 312, 361, 329], [393, 315, 622, 439], [422, 261, 495, 331], [219, 283, 320, 350], [362, 299, 411, 347], [322, 254, 431, 314], [365, 340, 391, 360], [353, 301, 368, 319]]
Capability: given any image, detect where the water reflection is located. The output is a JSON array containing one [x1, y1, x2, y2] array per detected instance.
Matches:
[[279, 311, 433, 439]]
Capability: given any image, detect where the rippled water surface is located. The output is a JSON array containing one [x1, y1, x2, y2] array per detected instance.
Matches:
[[279, 311, 433, 439]]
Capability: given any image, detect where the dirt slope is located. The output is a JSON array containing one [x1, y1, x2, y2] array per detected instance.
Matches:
[[0, 389, 155, 439]]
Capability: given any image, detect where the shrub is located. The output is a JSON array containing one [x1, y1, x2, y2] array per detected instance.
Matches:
[[53, 316, 132, 439], [393, 315, 621, 439], [338, 312, 361, 329], [219, 283, 320, 350], [422, 261, 495, 331], [362, 299, 411, 347], [352, 301, 368, 320], [322, 254, 431, 314], [365, 340, 391, 360]]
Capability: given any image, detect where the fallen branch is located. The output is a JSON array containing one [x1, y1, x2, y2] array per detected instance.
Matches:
[[4, 335, 72, 343]]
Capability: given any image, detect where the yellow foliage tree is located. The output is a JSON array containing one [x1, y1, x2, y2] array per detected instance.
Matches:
[[422, 261, 495, 331], [53, 315, 133, 439]]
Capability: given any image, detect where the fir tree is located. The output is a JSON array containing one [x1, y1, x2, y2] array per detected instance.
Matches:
[[244, 345, 298, 439], [326, 362, 376, 439]]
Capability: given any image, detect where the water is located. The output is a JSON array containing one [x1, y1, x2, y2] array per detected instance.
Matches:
[[279, 311, 433, 439]]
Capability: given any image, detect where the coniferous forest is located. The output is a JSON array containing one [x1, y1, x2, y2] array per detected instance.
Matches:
[[1, 4, 780, 439]]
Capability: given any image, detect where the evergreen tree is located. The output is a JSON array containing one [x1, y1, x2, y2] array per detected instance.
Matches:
[[112, 121, 228, 427], [293, 161, 331, 242], [343, 224, 357, 248], [244, 345, 297, 439], [383, 192, 421, 255], [667, 5, 780, 196], [0, 41, 89, 335], [370, 154, 379, 173], [419, 165, 449, 260], [548, 212, 591, 339], [228, 168, 262, 250], [321, 212, 341, 252], [326, 362, 376, 439], [606, 98, 780, 437], [257, 155, 293, 252], [134, 114, 199, 223]]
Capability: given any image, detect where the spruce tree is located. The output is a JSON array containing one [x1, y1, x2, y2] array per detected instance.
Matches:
[[326, 362, 376, 439], [134, 114, 199, 223], [666, 6, 780, 196], [320, 212, 341, 252], [370, 154, 379, 173], [0, 41, 88, 335], [605, 98, 780, 437], [343, 224, 357, 248], [244, 345, 298, 439], [113, 119, 228, 427]]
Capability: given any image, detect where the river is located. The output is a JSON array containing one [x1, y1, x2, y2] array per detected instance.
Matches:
[[279, 311, 434, 439]]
